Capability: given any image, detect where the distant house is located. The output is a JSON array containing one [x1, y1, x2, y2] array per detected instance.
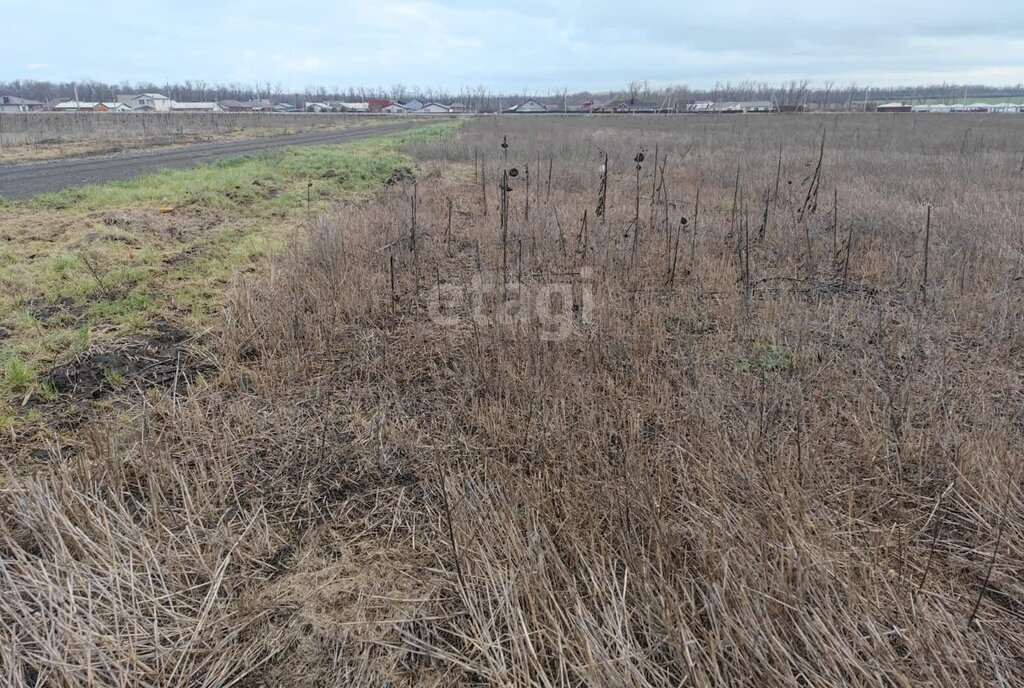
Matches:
[[403, 99, 424, 112], [218, 99, 253, 112], [656, 96, 683, 113], [367, 98, 393, 113], [712, 101, 777, 113], [171, 101, 220, 112], [53, 101, 93, 112], [876, 102, 912, 113], [990, 103, 1022, 113], [602, 100, 659, 114], [586, 99, 619, 113], [418, 102, 451, 114], [305, 101, 332, 113], [273, 102, 297, 112], [739, 101, 777, 113], [210, 98, 271, 112], [381, 102, 408, 114], [504, 98, 548, 114], [449, 102, 467, 113], [0, 95, 44, 112], [329, 101, 370, 113], [122, 93, 171, 112], [54, 101, 130, 112]]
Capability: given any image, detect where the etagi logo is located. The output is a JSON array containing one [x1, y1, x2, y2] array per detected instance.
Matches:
[[428, 268, 594, 341]]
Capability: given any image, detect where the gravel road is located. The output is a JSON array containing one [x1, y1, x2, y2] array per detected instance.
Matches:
[[0, 122, 423, 200]]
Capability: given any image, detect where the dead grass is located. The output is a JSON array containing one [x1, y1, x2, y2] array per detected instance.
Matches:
[[2, 113, 1023, 686]]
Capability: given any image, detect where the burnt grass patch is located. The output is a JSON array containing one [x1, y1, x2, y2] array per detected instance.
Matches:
[[385, 165, 415, 185], [45, 322, 210, 402], [29, 296, 87, 327]]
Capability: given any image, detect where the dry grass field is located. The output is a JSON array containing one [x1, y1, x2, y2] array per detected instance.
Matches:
[[2, 113, 1023, 686]]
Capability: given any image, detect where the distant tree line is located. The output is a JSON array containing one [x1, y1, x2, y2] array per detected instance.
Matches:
[[4, 78, 1023, 111]]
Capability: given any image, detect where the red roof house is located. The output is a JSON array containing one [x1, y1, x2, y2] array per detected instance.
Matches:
[[367, 98, 394, 113]]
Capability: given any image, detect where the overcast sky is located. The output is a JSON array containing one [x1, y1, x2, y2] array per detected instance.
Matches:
[[3, 0, 1024, 92]]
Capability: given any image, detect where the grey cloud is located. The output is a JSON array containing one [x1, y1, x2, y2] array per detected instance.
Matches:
[[2, 0, 1023, 90]]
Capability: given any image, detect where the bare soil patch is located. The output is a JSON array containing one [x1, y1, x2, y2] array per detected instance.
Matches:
[[45, 323, 208, 402]]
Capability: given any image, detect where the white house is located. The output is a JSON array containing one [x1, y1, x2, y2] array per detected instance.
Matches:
[[171, 101, 220, 112], [54, 101, 98, 112], [331, 102, 369, 112], [381, 102, 408, 114], [418, 102, 451, 114], [53, 101, 132, 112], [0, 95, 44, 112], [504, 99, 548, 113], [738, 101, 776, 113], [305, 101, 332, 112], [403, 99, 424, 112], [120, 93, 171, 112]]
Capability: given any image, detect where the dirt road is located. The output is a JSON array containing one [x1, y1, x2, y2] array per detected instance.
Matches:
[[0, 122, 424, 200]]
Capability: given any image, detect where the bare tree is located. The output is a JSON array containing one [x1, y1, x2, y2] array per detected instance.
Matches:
[[845, 81, 858, 112], [627, 79, 648, 105], [822, 80, 835, 111], [795, 79, 810, 109]]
